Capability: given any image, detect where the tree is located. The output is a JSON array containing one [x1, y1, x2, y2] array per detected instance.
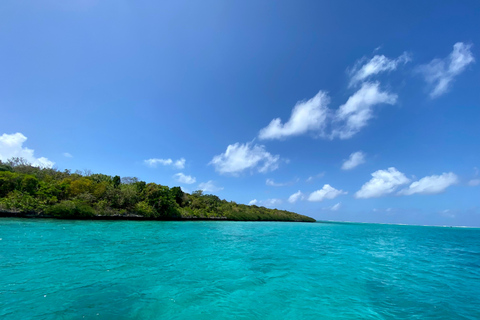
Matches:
[[113, 175, 121, 188]]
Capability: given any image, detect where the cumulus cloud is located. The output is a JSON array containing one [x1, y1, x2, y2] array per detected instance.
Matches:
[[341, 151, 366, 170], [288, 190, 304, 203], [331, 82, 397, 139], [63, 152, 73, 158], [417, 42, 475, 98], [144, 157, 186, 169], [173, 173, 196, 184], [308, 184, 347, 202], [398, 172, 458, 195], [174, 158, 186, 169], [355, 167, 410, 199], [248, 199, 258, 205], [258, 91, 330, 140], [0, 133, 54, 168], [210, 142, 280, 175], [198, 180, 223, 193], [349, 52, 411, 87]]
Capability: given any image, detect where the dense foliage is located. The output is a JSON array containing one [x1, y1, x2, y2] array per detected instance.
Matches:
[[0, 158, 315, 222]]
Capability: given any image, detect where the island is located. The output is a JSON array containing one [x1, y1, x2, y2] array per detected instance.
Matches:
[[0, 158, 315, 222]]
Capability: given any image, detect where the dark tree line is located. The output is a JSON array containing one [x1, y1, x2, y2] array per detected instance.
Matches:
[[0, 158, 315, 222]]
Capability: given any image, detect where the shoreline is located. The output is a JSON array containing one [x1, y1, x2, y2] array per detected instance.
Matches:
[[0, 211, 316, 223]]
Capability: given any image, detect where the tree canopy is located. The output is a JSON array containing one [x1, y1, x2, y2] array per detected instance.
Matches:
[[0, 158, 315, 222]]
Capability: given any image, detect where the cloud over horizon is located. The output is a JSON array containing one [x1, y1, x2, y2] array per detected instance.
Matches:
[[249, 198, 283, 208], [198, 180, 223, 193], [0, 133, 54, 168]]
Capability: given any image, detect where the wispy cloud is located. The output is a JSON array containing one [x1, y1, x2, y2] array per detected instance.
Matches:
[[355, 167, 410, 199], [198, 180, 223, 193], [173, 173, 196, 184], [468, 167, 480, 186], [288, 190, 304, 203], [398, 172, 458, 195], [0, 133, 54, 168], [144, 157, 186, 169], [210, 142, 280, 175], [341, 151, 366, 170], [266, 178, 287, 187], [306, 172, 325, 183], [331, 82, 397, 139], [468, 179, 480, 187], [349, 52, 411, 87], [329, 202, 341, 211], [308, 184, 347, 202], [63, 152, 73, 158], [417, 42, 475, 98], [258, 91, 330, 140]]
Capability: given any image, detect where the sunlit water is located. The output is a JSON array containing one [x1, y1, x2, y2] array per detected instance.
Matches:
[[1, 219, 479, 319]]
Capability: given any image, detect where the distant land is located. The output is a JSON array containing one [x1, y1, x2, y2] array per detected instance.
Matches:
[[0, 158, 315, 222]]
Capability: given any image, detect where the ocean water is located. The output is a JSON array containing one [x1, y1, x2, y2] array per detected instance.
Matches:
[[1, 219, 479, 319]]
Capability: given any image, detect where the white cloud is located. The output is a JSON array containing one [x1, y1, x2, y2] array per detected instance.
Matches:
[[144, 157, 185, 169], [173, 173, 196, 184], [341, 151, 366, 170], [308, 184, 347, 202], [258, 91, 330, 140], [349, 52, 411, 87], [198, 180, 223, 193], [266, 178, 292, 187], [468, 179, 480, 187], [330, 202, 341, 211], [355, 167, 410, 199], [174, 158, 186, 169], [63, 152, 73, 158], [248, 199, 258, 205], [331, 82, 397, 139], [0, 133, 54, 168], [288, 190, 304, 203], [398, 172, 458, 195], [417, 42, 475, 98], [210, 142, 280, 175]]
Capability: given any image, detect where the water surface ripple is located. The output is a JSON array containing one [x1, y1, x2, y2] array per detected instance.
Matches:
[[1, 219, 479, 319]]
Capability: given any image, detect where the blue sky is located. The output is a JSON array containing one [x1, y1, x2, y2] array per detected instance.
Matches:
[[1, 1, 479, 226]]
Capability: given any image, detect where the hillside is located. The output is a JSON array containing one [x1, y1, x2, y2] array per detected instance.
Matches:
[[0, 158, 315, 222]]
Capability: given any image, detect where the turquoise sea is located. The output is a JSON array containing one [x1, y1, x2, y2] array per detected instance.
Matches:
[[1, 219, 479, 319]]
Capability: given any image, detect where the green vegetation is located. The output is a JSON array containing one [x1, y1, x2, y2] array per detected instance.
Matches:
[[0, 158, 315, 222]]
